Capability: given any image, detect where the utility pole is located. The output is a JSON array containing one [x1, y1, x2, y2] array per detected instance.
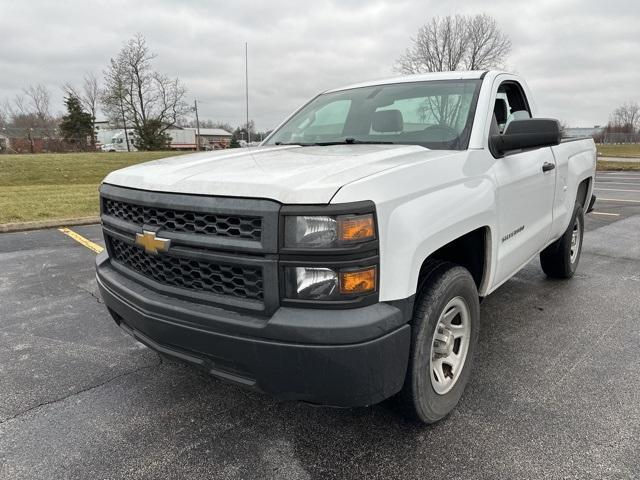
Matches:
[[245, 42, 250, 144], [28, 127, 34, 154], [194, 99, 201, 151], [120, 97, 130, 152]]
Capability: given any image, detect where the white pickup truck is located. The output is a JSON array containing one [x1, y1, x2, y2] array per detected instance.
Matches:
[[96, 70, 596, 423]]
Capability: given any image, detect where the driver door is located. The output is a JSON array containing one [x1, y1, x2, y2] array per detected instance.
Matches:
[[491, 81, 557, 286]]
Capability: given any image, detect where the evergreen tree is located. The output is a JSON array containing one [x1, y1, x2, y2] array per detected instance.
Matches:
[[133, 119, 171, 150], [59, 94, 93, 149], [230, 132, 240, 148]]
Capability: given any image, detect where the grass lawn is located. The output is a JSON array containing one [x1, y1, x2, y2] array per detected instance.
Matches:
[[597, 160, 640, 171], [0, 151, 184, 224], [596, 144, 640, 158], [1, 150, 637, 227]]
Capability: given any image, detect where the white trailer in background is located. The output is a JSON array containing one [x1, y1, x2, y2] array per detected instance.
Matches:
[[100, 131, 137, 152], [99, 128, 197, 152], [167, 129, 196, 150]]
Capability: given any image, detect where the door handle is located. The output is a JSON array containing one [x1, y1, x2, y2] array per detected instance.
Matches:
[[542, 162, 555, 172]]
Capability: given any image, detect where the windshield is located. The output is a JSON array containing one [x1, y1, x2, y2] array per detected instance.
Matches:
[[265, 79, 481, 149]]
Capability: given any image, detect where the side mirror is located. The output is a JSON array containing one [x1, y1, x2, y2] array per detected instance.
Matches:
[[490, 118, 561, 158]]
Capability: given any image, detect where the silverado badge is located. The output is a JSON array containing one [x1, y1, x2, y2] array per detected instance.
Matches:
[[135, 230, 171, 255]]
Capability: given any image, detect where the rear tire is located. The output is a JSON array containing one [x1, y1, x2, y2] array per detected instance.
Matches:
[[540, 203, 584, 279], [398, 261, 480, 424]]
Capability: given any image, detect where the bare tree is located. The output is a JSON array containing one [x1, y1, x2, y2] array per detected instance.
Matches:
[[22, 84, 52, 121], [11, 94, 27, 117], [557, 119, 569, 137], [465, 14, 512, 70], [2, 84, 56, 136], [395, 14, 511, 74], [0, 100, 9, 128], [64, 72, 100, 147], [610, 101, 640, 133], [396, 15, 468, 73], [101, 34, 190, 150], [101, 58, 132, 150]]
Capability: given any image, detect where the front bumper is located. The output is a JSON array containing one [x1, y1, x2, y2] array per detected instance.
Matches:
[[97, 252, 411, 407]]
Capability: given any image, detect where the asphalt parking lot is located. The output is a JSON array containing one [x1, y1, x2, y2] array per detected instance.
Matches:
[[588, 170, 640, 229], [1, 172, 639, 479]]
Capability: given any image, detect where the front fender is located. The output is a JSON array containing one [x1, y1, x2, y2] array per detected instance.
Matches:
[[379, 178, 496, 300], [331, 150, 498, 301]]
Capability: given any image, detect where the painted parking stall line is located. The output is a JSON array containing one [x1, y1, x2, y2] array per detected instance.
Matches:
[[593, 172, 640, 222], [595, 188, 640, 192], [591, 212, 621, 217], [597, 198, 640, 204], [58, 228, 104, 254], [595, 182, 640, 186], [595, 176, 640, 180]]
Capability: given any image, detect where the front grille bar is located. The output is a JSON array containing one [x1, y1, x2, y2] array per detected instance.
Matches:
[[109, 236, 264, 301], [103, 197, 263, 241], [100, 183, 280, 254]]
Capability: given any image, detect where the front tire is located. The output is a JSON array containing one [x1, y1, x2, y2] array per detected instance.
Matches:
[[540, 203, 584, 279], [398, 261, 480, 424]]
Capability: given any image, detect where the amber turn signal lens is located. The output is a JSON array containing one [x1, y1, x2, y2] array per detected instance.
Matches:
[[338, 214, 375, 243], [340, 267, 377, 295]]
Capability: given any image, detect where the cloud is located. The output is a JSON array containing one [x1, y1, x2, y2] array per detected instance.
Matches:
[[0, 0, 637, 129]]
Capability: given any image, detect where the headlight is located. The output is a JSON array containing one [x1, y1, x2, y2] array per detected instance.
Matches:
[[284, 265, 377, 301], [284, 213, 375, 249]]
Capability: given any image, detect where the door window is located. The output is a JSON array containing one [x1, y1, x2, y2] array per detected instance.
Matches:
[[491, 81, 531, 135]]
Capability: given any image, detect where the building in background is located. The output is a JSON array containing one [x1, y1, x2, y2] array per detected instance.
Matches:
[[564, 126, 605, 140], [185, 128, 232, 150], [0, 127, 60, 153], [0, 132, 8, 153]]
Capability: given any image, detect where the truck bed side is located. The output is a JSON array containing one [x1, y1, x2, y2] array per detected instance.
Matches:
[[548, 137, 597, 244]]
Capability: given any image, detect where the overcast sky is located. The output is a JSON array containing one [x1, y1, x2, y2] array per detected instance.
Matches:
[[1, 0, 639, 130]]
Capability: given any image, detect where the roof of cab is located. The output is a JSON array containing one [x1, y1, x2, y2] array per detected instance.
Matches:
[[325, 70, 506, 93]]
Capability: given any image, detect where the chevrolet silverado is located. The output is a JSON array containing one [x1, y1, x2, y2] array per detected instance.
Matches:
[[96, 70, 596, 423]]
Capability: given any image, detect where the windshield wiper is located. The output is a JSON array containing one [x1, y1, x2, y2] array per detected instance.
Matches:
[[312, 138, 394, 146], [275, 138, 394, 147]]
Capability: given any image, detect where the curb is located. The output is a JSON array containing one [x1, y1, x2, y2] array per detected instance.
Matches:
[[0, 217, 100, 233]]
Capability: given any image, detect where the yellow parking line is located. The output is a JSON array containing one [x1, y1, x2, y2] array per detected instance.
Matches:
[[58, 227, 104, 253]]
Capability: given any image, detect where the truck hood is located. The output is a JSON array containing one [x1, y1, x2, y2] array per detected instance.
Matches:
[[104, 145, 457, 204]]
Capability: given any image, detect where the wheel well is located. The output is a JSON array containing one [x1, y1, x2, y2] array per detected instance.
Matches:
[[419, 227, 488, 290], [577, 178, 591, 207]]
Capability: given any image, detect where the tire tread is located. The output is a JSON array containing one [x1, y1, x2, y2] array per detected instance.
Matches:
[[397, 260, 479, 424]]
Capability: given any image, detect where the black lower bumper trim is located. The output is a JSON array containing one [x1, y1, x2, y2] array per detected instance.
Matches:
[[117, 320, 257, 386], [98, 262, 411, 407]]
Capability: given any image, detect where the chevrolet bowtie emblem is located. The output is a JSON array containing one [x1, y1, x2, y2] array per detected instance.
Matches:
[[135, 230, 171, 255]]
